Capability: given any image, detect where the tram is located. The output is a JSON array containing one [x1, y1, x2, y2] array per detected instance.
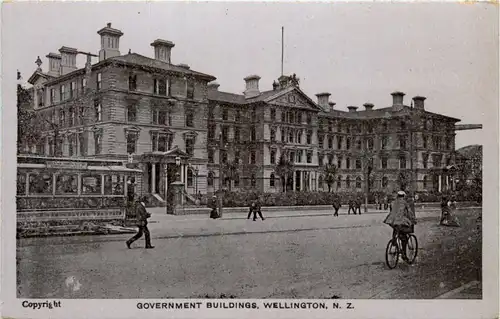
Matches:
[[16, 155, 142, 237]]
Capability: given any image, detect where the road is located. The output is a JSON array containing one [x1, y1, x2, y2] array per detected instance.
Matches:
[[17, 208, 482, 299]]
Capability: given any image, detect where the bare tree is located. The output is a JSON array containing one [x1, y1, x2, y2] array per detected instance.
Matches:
[[322, 163, 338, 193], [275, 153, 294, 193]]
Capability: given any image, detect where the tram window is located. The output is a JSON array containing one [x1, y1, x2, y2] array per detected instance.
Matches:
[[29, 173, 53, 195], [104, 175, 125, 195], [81, 175, 102, 194], [17, 173, 27, 195], [56, 174, 78, 194]]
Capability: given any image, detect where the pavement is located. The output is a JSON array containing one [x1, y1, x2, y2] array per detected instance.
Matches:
[[17, 207, 482, 299]]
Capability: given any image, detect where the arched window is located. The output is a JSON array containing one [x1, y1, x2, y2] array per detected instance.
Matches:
[[346, 176, 351, 188], [423, 175, 428, 190], [270, 173, 275, 187], [207, 172, 214, 187], [382, 176, 388, 187], [318, 175, 323, 189], [187, 169, 193, 187], [356, 176, 362, 189]]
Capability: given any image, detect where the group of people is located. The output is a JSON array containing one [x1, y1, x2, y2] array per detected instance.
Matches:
[[208, 195, 265, 221]]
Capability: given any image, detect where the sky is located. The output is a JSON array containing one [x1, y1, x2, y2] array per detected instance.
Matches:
[[2, 2, 497, 148]]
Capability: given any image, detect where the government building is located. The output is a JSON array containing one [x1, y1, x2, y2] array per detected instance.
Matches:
[[20, 23, 469, 205]]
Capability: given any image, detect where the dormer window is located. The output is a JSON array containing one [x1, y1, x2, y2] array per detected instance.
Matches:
[[129, 75, 137, 91]]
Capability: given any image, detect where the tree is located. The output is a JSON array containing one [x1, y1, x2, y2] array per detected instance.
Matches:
[[275, 153, 294, 193], [221, 159, 239, 192], [397, 171, 410, 191], [322, 163, 337, 193], [17, 83, 41, 154]]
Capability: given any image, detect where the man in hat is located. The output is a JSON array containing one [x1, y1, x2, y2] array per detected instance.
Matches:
[[383, 191, 417, 260], [209, 195, 219, 219], [332, 197, 341, 217], [126, 196, 154, 249], [248, 196, 265, 221], [347, 197, 356, 215]]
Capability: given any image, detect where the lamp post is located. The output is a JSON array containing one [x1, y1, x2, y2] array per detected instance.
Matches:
[[194, 167, 199, 195], [409, 103, 418, 212], [164, 164, 168, 215], [175, 156, 181, 181]]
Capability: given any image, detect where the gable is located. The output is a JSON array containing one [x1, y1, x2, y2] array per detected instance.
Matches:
[[265, 87, 321, 111], [27, 71, 52, 86]]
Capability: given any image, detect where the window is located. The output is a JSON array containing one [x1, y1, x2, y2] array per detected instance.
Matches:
[[208, 149, 214, 163], [433, 136, 440, 149], [222, 126, 229, 142], [104, 175, 124, 195], [250, 151, 256, 164], [185, 137, 195, 156], [270, 149, 276, 164], [337, 136, 343, 150], [187, 169, 193, 187], [208, 107, 214, 120], [400, 121, 406, 131], [422, 153, 428, 168], [234, 174, 240, 188], [423, 176, 428, 189], [307, 113, 312, 125], [207, 172, 214, 186], [399, 136, 407, 149], [78, 132, 86, 156], [356, 139, 362, 150], [356, 177, 362, 189], [56, 174, 78, 194], [296, 131, 301, 144], [381, 136, 388, 150], [306, 131, 312, 145], [270, 109, 276, 121], [381, 157, 388, 169], [337, 157, 342, 169], [154, 79, 168, 96], [382, 176, 388, 187], [318, 134, 324, 148], [185, 109, 194, 127], [97, 73, 102, 91], [346, 176, 351, 188], [307, 151, 312, 164], [356, 159, 362, 169], [297, 112, 302, 124], [251, 174, 256, 187], [235, 110, 241, 122], [281, 128, 286, 142], [68, 107, 75, 126], [270, 128, 276, 142], [94, 131, 102, 155], [126, 132, 137, 154], [318, 155, 323, 167], [288, 130, 294, 143], [328, 154, 333, 165], [127, 104, 136, 122], [70, 81, 76, 98], [129, 75, 137, 91], [50, 88, 56, 104], [222, 108, 228, 121], [423, 136, 428, 149], [234, 151, 240, 164], [251, 108, 257, 122], [29, 173, 53, 195], [328, 121, 333, 132], [296, 150, 302, 163], [59, 109, 66, 127], [367, 137, 374, 151], [250, 127, 256, 141], [234, 127, 240, 142], [152, 110, 168, 125], [337, 176, 342, 188], [94, 100, 102, 122], [281, 110, 286, 122], [346, 158, 351, 169], [60, 84, 66, 101], [151, 133, 170, 152], [318, 175, 323, 189], [270, 173, 275, 187], [346, 138, 351, 150], [187, 81, 195, 99], [81, 175, 102, 195], [328, 137, 333, 149], [68, 134, 75, 156], [433, 154, 442, 167], [220, 150, 228, 164], [399, 155, 407, 169], [446, 137, 452, 150], [17, 173, 27, 195]]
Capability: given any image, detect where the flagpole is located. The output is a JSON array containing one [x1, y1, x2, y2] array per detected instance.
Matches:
[[281, 26, 284, 76]]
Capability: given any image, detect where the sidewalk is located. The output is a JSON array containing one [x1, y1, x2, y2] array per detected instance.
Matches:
[[435, 281, 482, 299]]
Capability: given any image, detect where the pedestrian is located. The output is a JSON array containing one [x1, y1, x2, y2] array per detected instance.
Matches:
[[248, 196, 265, 221], [383, 191, 417, 260], [383, 195, 388, 210], [355, 197, 362, 215], [347, 198, 356, 215], [209, 195, 219, 219], [126, 196, 154, 249], [332, 198, 341, 217], [375, 196, 380, 210]]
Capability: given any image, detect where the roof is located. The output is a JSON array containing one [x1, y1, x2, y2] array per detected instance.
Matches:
[[456, 144, 482, 158], [319, 105, 461, 122], [108, 53, 216, 81], [27, 71, 56, 85]]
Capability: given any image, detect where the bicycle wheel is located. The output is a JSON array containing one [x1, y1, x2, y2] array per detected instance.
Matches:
[[405, 234, 418, 264], [385, 239, 399, 269]]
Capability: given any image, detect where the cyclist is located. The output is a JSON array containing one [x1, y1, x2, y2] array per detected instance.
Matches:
[[383, 190, 417, 260]]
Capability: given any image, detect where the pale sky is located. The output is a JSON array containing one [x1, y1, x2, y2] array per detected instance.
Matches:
[[2, 2, 497, 148]]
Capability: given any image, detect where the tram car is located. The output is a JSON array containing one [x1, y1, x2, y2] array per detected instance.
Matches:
[[16, 155, 142, 237]]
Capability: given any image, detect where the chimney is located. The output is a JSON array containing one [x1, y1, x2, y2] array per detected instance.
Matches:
[[363, 103, 374, 111], [97, 22, 124, 61], [315, 92, 331, 110], [347, 106, 358, 113], [178, 63, 190, 70], [391, 91, 405, 107], [151, 39, 175, 64], [207, 82, 220, 91], [46, 53, 62, 77], [59, 46, 78, 75], [244, 75, 261, 99], [412, 96, 426, 110], [328, 102, 336, 112]]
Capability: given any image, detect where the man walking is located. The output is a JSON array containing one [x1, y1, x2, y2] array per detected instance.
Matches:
[[248, 196, 265, 221], [332, 198, 341, 217], [347, 198, 356, 215], [355, 197, 362, 215], [126, 196, 154, 249]]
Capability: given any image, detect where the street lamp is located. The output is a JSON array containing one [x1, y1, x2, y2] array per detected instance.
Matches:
[[175, 156, 181, 182]]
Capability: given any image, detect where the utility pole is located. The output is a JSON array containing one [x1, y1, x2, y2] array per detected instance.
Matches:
[[409, 102, 417, 212]]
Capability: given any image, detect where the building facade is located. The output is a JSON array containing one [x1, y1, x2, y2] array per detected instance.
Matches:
[[21, 23, 461, 203]]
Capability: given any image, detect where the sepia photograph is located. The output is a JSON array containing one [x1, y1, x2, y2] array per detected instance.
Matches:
[[1, 1, 498, 318]]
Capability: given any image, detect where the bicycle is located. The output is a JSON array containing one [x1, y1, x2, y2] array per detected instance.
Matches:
[[385, 230, 418, 269]]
